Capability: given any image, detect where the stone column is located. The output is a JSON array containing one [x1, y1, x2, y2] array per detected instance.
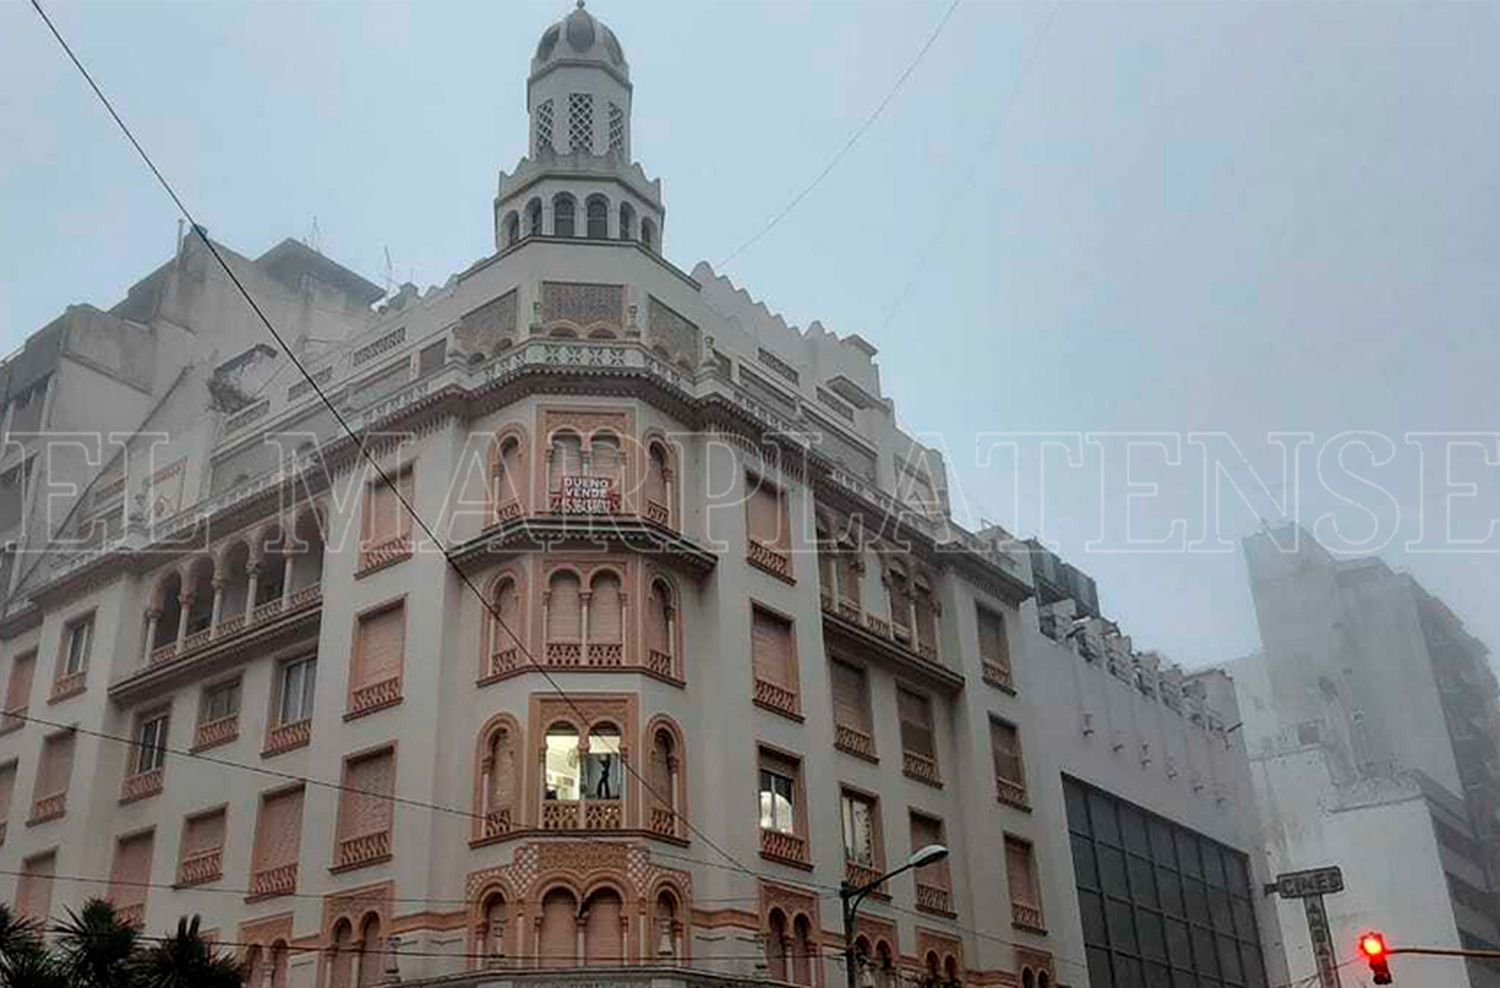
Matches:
[[208, 578, 225, 640], [281, 553, 295, 605], [175, 592, 192, 651], [141, 609, 160, 663], [245, 560, 261, 618]]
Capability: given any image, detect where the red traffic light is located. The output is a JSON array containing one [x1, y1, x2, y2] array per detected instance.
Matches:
[[1359, 931, 1393, 984]]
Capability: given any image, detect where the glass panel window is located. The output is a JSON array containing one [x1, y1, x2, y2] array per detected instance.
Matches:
[[278, 658, 316, 726], [841, 792, 876, 865], [544, 725, 580, 801], [135, 714, 168, 773], [759, 769, 795, 834], [203, 681, 240, 722], [64, 617, 92, 675], [583, 726, 622, 801]]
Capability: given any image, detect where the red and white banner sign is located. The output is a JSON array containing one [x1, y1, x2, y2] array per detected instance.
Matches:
[[552, 476, 619, 515]]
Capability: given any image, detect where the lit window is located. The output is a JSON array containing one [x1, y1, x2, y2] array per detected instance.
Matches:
[[583, 724, 623, 801], [758, 768, 796, 834], [544, 723, 580, 801]]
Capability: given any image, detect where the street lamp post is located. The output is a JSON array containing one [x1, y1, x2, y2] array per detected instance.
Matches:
[[840, 844, 949, 988]]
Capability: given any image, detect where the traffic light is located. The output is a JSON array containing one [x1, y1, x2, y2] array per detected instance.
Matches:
[[1359, 931, 1393, 984]]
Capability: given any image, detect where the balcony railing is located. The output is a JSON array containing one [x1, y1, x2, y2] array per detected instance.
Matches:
[[584, 800, 622, 830], [587, 642, 624, 667], [348, 676, 402, 717], [834, 724, 876, 760], [542, 800, 580, 830], [753, 678, 799, 718], [489, 647, 523, 678], [193, 716, 238, 751], [996, 777, 1029, 810], [902, 750, 941, 787], [482, 808, 512, 839], [335, 829, 391, 870], [746, 540, 792, 581], [248, 863, 297, 899], [495, 499, 523, 523], [645, 500, 671, 527], [50, 671, 85, 701], [30, 792, 65, 824], [264, 719, 311, 756], [177, 848, 223, 887], [982, 661, 1014, 691], [1011, 901, 1045, 933], [650, 806, 677, 838], [121, 767, 164, 803], [545, 642, 583, 666], [760, 828, 810, 867], [358, 534, 412, 574], [149, 585, 322, 669], [916, 882, 953, 915], [647, 649, 674, 677], [844, 861, 885, 894]]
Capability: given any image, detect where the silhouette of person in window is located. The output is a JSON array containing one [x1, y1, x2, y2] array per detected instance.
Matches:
[[595, 754, 613, 799]]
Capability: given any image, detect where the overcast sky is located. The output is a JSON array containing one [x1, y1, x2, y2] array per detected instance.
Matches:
[[3, 0, 1498, 667]]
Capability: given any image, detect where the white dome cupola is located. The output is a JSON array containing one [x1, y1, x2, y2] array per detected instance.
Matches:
[[494, 2, 665, 254]]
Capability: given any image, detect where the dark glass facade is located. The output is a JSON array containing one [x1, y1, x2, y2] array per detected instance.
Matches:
[[1063, 777, 1270, 988]]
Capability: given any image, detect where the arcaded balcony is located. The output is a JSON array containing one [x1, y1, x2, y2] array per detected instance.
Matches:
[[141, 510, 324, 671]]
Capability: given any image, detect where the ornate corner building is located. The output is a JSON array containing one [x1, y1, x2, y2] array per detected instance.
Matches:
[[0, 6, 1287, 988]]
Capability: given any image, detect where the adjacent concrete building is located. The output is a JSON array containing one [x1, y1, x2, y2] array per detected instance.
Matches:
[[0, 7, 1284, 988], [1233, 526, 1500, 987]]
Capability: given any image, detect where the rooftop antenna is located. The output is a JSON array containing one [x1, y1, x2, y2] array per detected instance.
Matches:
[[383, 246, 395, 299], [306, 215, 322, 254]]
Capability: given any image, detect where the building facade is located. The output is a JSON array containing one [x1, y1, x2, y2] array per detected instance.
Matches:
[[1232, 526, 1500, 987], [0, 7, 1283, 988]]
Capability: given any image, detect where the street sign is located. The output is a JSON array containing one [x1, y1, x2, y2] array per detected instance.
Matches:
[[1276, 866, 1344, 899], [1303, 895, 1343, 988]]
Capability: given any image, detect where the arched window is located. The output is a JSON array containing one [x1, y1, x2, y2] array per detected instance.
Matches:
[[539, 888, 578, 969], [526, 198, 544, 237], [619, 202, 635, 241], [646, 579, 673, 674], [585, 723, 622, 802], [944, 955, 961, 986], [546, 571, 582, 647], [544, 723, 581, 802], [1022, 968, 1035, 988], [641, 218, 657, 251], [356, 915, 382, 988], [586, 195, 609, 238], [589, 572, 622, 655], [492, 577, 522, 669], [645, 442, 671, 525], [548, 431, 582, 497], [876, 942, 895, 988], [925, 952, 942, 983], [1037, 972, 1050, 988], [552, 194, 576, 237], [328, 920, 355, 988], [765, 909, 789, 982], [483, 722, 517, 831], [482, 893, 507, 964], [654, 891, 679, 959], [269, 942, 288, 988], [494, 436, 524, 517], [243, 946, 263, 988], [583, 888, 624, 965], [792, 915, 814, 986], [503, 211, 520, 247], [648, 726, 676, 831], [589, 433, 622, 489]]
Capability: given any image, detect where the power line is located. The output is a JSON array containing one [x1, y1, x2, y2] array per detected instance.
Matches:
[[25, 0, 754, 888], [716, 0, 963, 269], [876, 0, 1061, 336]]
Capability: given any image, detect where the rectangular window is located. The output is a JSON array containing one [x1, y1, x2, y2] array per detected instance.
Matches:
[[109, 830, 153, 914], [335, 747, 395, 870], [361, 469, 414, 552], [62, 615, 93, 675], [353, 602, 406, 692], [897, 688, 935, 757], [910, 812, 949, 886], [745, 475, 792, 580], [750, 606, 798, 716], [178, 807, 226, 886], [15, 851, 55, 921], [1006, 835, 1043, 923], [278, 657, 316, 726], [32, 732, 74, 817], [841, 791, 879, 866], [0, 762, 15, 837], [251, 786, 304, 897], [134, 713, 169, 775], [202, 680, 240, 724], [830, 660, 872, 734], [757, 749, 801, 836], [977, 606, 1012, 685], [991, 718, 1028, 806], [4, 651, 35, 717]]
